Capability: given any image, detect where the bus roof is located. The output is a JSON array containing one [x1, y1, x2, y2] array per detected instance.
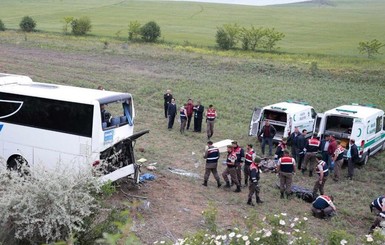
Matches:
[[0, 73, 131, 104], [325, 105, 383, 118], [265, 101, 313, 114]]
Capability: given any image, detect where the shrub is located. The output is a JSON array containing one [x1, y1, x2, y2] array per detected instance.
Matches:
[[128, 20, 141, 41], [0, 162, 101, 244], [327, 229, 354, 245], [358, 39, 384, 58], [63, 16, 74, 33], [19, 16, 36, 32], [240, 26, 265, 51], [71, 16, 92, 36], [0, 19, 5, 31], [216, 23, 240, 50], [216, 27, 232, 50], [262, 28, 285, 51], [140, 21, 161, 42]]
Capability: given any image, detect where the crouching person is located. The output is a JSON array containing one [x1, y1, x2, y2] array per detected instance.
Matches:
[[247, 156, 263, 206], [369, 195, 385, 233], [311, 195, 336, 219]]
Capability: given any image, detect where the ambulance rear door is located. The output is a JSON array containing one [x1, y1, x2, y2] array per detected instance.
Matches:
[[249, 107, 262, 136], [313, 113, 324, 137]]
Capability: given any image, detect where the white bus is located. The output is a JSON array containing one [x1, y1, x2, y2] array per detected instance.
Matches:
[[0, 73, 148, 182]]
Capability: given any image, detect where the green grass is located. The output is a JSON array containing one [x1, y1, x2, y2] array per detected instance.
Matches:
[[1, 0, 385, 58]]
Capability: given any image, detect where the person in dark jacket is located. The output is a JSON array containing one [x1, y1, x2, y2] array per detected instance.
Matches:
[[258, 120, 276, 156], [193, 101, 204, 132], [311, 195, 336, 219], [347, 138, 359, 180], [274, 137, 287, 160], [287, 126, 301, 162], [247, 156, 263, 206], [167, 98, 177, 129], [319, 134, 330, 163], [296, 129, 308, 170], [202, 141, 221, 187], [163, 89, 173, 118]]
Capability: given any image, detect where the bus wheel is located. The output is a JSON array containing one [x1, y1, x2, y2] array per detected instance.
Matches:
[[7, 155, 28, 172]]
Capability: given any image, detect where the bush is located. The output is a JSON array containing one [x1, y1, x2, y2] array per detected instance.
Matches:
[[216, 24, 240, 50], [128, 20, 141, 41], [358, 39, 384, 58], [0, 19, 5, 31], [216, 27, 232, 50], [63, 16, 74, 33], [19, 16, 36, 32], [71, 16, 92, 35], [0, 162, 101, 244], [140, 21, 161, 42], [262, 28, 285, 51]]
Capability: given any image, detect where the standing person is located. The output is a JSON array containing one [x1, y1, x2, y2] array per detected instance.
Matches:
[[193, 101, 204, 132], [347, 138, 359, 180], [167, 98, 177, 130], [311, 195, 336, 219], [222, 145, 241, 193], [202, 141, 222, 188], [179, 104, 187, 134], [205, 104, 217, 140], [288, 126, 301, 162], [302, 133, 320, 177], [296, 129, 308, 170], [277, 150, 296, 199], [332, 140, 345, 182], [185, 98, 194, 130], [274, 137, 287, 160], [327, 135, 337, 166], [244, 144, 256, 187], [320, 134, 330, 163], [258, 120, 276, 156], [163, 89, 173, 119], [247, 156, 263, 206], [312, 154, 329, 198], [232, 141, 245, 187]]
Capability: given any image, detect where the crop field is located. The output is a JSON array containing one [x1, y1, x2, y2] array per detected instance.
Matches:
[[0, 0, 385, 244], [1, 0, 385, 57]]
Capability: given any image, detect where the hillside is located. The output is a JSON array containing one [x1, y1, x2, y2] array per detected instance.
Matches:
[[1, 34, 385, 244]]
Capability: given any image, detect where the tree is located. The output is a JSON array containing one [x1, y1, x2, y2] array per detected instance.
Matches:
[[128, 20, 141, 41], [71, 16, 92, 36], [63, 16, 74, 33], [140, 21, 161, 42], [0, 19, 5, 31], [19, 16, 36, 32], [215, 23, 240, 50], [358, 39, 384, 58], [240, 26, 265, 51], [262, 28, 285, 51]]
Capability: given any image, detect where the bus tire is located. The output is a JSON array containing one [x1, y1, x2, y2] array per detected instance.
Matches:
[[7, 155, 28, 172]]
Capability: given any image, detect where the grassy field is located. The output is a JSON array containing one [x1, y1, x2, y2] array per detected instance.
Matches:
[[1, 0, 385, 57], [1, 31, 385, 243]]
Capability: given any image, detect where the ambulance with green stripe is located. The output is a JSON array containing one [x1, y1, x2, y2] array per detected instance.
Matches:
[[314, 104, 385, 165]]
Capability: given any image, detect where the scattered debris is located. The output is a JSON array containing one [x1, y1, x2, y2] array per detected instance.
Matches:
[[149, 162, 157, 166], [140, 173, 156, 182], [168, 167, 200, 179], [120, 189, 148, 200], [137, 158, 147, 163], [146, 166, 157, 171], [192, 152, 201, 168]]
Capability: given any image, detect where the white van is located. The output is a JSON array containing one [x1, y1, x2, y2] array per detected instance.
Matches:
[[314, 104, 385, 165], [249, 101, 317, 142]]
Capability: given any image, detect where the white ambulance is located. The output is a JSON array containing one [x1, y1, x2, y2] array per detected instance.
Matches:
[[314, 104, 385, 165], [249, 101, 317, 143]]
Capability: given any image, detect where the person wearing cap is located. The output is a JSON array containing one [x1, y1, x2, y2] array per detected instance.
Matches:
[[302, 133, 320, 177], [222, 145, 241, 192], [205, 104, 217, 140], [274, 137, 287, 160], [332, 140, 345, 182], [312, 154, 329, 198], [232, 141, 245, 187], [311, 195, 336, 219], [202, 141, 221, 188], [244, 144, 256, 187], [258, 119, 276, 157], [347, 138, 358, 180], [247, 156, 263, 206], [276, 150, 296, 199]]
